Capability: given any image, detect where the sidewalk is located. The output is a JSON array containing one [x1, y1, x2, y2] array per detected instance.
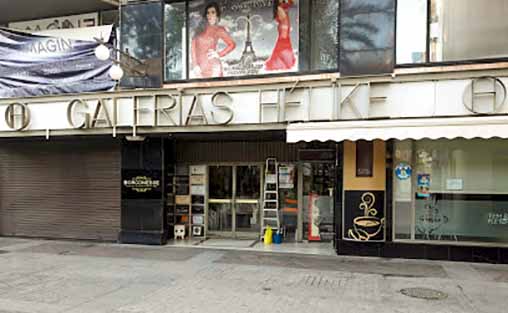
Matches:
[[0, 237, 507, 313], [166, 237, 336, 256]]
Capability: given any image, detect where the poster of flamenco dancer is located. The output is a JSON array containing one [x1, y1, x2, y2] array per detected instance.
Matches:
[[189, 0, 299, 79]]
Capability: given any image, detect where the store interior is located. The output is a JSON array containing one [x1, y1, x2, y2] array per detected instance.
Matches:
[[163, 137, 338, 252]]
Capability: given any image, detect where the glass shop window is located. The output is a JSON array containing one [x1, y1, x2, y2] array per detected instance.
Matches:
[[396, 0, 428, 64], [430, 0, 508, 62], [299, 0, 340, 71], [340, 0, 396, 75], [393, 139, 508, 243], [165, 1, 186, 80], [120, 1, 164, 88], [162, 0, 340, 81]]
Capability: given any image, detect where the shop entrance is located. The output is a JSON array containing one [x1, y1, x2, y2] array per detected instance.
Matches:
[[207, 164, 262, 238]]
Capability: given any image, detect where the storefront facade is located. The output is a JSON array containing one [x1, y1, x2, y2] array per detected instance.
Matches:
[[1, 0, 508, 263]]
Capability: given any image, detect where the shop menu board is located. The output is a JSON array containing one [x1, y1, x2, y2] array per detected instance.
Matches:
[[343, 190, 385, 242]]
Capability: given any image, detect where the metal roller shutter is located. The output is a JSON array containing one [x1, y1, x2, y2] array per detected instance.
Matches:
[[0, 138, 121, 241]]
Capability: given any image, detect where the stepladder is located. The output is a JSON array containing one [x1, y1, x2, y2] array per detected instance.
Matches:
[[261, 158, 280, 238]]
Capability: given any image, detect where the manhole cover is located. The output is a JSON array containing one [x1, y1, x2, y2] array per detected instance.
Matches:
[[400, 287, 448, 300]]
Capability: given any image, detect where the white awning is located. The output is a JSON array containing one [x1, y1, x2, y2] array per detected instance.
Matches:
[[287, 115, 508, 142]]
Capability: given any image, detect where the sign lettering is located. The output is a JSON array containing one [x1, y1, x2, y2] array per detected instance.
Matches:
[[5, 103, 31, 131]]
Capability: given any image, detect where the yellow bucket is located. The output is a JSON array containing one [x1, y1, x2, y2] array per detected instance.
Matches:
[[264, 226, 273, 245]]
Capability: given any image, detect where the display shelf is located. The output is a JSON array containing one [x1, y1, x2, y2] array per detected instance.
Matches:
[[189, 165, 207, 238]]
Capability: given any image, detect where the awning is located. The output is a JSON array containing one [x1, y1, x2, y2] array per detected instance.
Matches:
[[286, 115, 508, 142]]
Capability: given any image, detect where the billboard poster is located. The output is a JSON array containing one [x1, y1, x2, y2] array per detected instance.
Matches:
[[0, 28, 115, 98], [189, 0, 299, 79]]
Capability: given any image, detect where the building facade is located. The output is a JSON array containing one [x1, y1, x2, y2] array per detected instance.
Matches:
[[1, 0, 508, 263]]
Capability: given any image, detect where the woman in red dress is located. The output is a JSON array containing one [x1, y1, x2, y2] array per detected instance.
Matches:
[[265, 0, 296, 71], [191, 2, 236, 78]]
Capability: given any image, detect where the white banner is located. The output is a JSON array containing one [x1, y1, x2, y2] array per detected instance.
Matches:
[[8, 13, 99, 32], [34, 25, 114, 42]]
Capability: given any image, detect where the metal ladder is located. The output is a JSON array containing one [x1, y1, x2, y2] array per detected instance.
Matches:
[[261, 158, 280, 237]]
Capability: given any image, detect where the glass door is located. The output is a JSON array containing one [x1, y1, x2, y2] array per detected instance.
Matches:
[[302, 162, 335, 241], [207, 164, 261, 237], [235, 165, 261, 236], [208, 166, 233, 234]]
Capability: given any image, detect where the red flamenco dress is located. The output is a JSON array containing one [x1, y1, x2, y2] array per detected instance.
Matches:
[[265, 3, 296, 71]]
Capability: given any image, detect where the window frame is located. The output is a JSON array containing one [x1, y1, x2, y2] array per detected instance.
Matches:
[[391, 138, 508, 247], [395, 0, 508, 68]]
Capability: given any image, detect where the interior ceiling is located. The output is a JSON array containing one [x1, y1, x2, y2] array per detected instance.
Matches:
[[0, 0, 116, 25]]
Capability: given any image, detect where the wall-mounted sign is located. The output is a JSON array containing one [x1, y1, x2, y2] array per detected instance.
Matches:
[[121, 170, 162, 199], [344, 191, 385, 242], [123, 176, 160, 192], [463, 76, 507, 114], [395, 163, 412, 180], [9, 13, 99, 31], [1, 75, 507, 138]]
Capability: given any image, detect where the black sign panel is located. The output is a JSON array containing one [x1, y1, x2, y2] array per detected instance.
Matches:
[[122, 170, 162, 200], [343, 190, 385, 242], [0, 28, 115, 98]]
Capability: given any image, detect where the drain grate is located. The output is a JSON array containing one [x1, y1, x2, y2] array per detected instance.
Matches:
[[400, 287, 448, 300]]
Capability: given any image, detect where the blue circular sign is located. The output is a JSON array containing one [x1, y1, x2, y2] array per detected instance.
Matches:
[[395, 163, 412, 180]]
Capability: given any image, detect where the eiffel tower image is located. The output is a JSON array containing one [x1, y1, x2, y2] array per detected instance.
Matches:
[[239, 14, 257, 68]]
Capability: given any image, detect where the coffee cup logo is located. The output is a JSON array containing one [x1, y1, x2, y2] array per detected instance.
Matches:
[[347, 192, 385, 241]]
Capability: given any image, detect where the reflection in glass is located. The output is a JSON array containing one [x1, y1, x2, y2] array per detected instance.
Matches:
[[392, 140, 413, 239], [164, 2, 186, 80], [302, 163, 335, 241], [396, 0, 427, 64], [340, 0, 395, 75], [430, 0, 508, 62], [236, 165, 260, 199], [208, 203, 232, 232], [120, 1, 163, 87], [209, 166, 233, 199], [394, 139, 508, 243], [300, 0, 339, 71], [235, 203, 260, 232]]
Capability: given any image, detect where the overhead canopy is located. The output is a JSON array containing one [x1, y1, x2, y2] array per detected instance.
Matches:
[[286, 116, 508, 142]]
